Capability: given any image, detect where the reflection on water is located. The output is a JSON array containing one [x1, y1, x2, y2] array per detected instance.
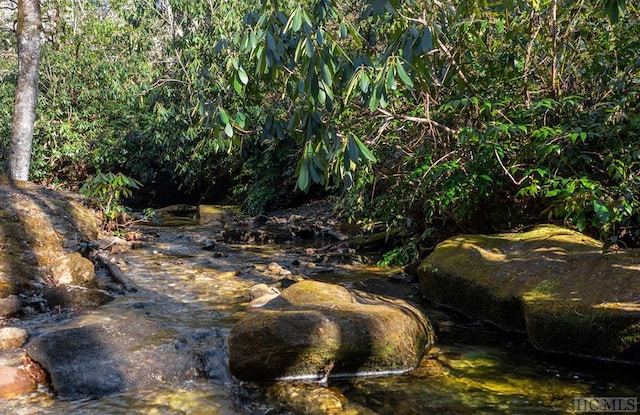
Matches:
[[1, 226, 639, 414]]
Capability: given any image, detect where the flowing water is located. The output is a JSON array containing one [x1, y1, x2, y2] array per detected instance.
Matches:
[[1, 223, 639, 414]]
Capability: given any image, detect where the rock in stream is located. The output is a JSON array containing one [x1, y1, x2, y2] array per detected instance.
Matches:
[[229, 280, 435, 381]]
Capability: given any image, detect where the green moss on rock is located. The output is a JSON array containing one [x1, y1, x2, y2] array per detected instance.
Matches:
[[418, 225, 640, 364], [0, 176, 102, 296], [229, 280, 435, 381]]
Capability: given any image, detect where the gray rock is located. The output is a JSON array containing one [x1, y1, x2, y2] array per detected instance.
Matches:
[[44, 285, 114, 312], [51, 252, 96, 287], [26, 314, 229, 399], [244, 283, 280, 301], [0, 295, 21, 318]]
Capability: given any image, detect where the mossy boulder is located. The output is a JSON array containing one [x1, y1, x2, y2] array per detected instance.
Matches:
[[418, 224, 640, 364], [228, 280, 435, 381], [0, 177, 101, 296]]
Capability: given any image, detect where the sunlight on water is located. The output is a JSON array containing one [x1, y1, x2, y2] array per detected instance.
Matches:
[[2, 225, 638, 414]]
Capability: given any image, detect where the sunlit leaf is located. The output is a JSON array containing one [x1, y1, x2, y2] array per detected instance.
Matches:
[[353, 135, 377, 163], [292, 8, 302, 31], [224, 122, 234, 138], [238, 66, 249, 85], [305, 36, 315, 58], [219, 108, 230, 124]]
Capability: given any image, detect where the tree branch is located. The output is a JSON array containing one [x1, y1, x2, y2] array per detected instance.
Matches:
[[377, 108, 459, 135], [494, 147, 529, 186]]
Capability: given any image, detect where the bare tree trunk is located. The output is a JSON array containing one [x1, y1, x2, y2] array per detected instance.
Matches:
[[8, 0, 41, 181]]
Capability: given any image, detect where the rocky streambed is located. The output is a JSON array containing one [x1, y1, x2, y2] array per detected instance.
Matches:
[[0, 177, 639, 414]]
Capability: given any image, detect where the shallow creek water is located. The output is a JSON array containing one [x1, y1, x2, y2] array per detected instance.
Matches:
[[2, 224, 639, 414]]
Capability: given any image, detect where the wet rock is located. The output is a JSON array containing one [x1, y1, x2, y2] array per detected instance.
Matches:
[[267, 382, 374, 415], [198, 205, 238, 226], [156, 204, 199, 226], [0, 366, 37, 399], [418, 224, 640, 364], [44, 285, 114, 312], [51, 252, 96, 287], [201, 238, 217, 250], [0, 327, 29, 350], [297, 227, 316, 239], [244, 284, 280, 301], [222, 223, 295, 244], [229, 280, 435, 381], [352, 277, 422, 303], [0, 295, 22, 317], [26, 314, 225, 399]]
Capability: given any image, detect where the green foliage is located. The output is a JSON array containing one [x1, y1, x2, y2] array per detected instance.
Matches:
[[2, 0, 638, 260], [330, 0, 639, 261], [231, 137, 300, 215], [80, 172, 141, 230]]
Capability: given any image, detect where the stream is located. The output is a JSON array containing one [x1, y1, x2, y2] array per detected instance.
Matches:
[[1, 220, 639, 414]]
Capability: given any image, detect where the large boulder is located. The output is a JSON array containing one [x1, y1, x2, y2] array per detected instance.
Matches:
[[26, 312, 230, 399], [0, 177, 101, 297], [418, 225, 640, 364], [229, 280, 435, 381]]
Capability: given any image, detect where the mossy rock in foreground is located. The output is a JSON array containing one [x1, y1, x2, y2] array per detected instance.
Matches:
[[418, 224, 640, 364], [228, 280, 435, 381]]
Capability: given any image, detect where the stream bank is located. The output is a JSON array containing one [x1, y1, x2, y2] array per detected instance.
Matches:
[[0, 179, 639, 413]]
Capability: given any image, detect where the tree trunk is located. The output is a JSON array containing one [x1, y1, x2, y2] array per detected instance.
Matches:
[[8, 0, 41, 181]]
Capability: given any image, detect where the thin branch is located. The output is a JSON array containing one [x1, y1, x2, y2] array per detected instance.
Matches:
[[435, 37, 476, 95], [377, 108, 459, 135], [420, 150, 458, 179], [494, 147, 529, 186]]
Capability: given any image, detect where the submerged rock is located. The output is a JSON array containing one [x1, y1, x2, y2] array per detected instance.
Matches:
[[229, 280, 435, 381], [418, 224, 640, 364], [267, 381, 377, 415], [25, 313, 229, 399]]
